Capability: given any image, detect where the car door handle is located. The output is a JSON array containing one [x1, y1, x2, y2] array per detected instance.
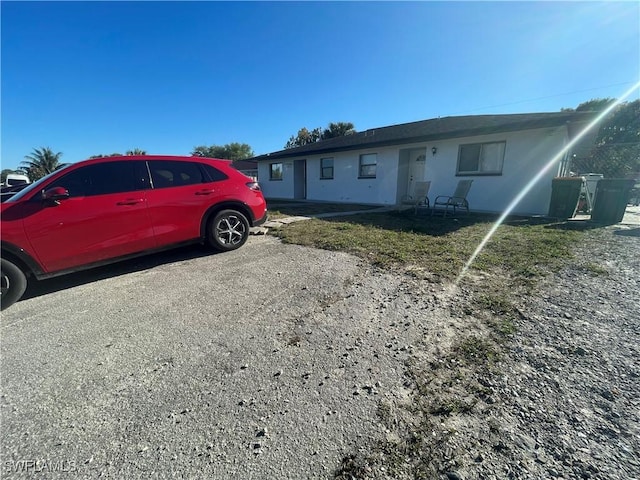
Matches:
[[195, 189, 214, 195], [116, 199, 144, 206]]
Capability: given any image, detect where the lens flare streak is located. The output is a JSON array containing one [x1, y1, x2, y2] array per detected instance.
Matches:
[[455, 81, 640, 286]]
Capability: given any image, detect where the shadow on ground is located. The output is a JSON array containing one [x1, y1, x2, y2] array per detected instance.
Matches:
[[613, 227, 640, 237], [267, 200, 377, 217], [266, 199, 616, 236], [20, 245, 217, 303]]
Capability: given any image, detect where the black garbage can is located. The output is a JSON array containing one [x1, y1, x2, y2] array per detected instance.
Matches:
[[590, 179, 635, 224], [548, 177, 583, 219]]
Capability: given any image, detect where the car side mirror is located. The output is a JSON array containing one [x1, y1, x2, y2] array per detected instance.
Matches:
[[42, 186, 70, 204]]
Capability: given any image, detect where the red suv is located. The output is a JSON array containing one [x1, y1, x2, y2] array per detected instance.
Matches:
[[0, 155, 267, 310]]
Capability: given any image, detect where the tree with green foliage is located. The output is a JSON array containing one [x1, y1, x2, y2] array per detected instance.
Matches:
[[284, 127, 323, 149], [285, 122, 357, 149], [88, 153, 123, 159], [322, 122, 356, 139], [191, 143, 254, 161], [567, 99, 639, 178], [561, 98, 617, 113], [20, 147, 63, 181], [126, 148, 147, 155]]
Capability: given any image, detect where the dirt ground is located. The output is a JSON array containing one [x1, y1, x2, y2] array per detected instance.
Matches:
[[337, 222, 640, 480]]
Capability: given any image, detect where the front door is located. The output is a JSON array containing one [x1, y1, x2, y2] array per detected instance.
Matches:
[[23, 161, 155, 273], [293, 160, 306, 199], [406, 150, 427, 198]]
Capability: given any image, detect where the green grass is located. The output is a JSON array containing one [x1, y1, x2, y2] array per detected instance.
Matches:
[[454, 336, 500, 365], [475, 293, 518, 336], [583, 262, 610, 276], [271, 212, 580, 284]]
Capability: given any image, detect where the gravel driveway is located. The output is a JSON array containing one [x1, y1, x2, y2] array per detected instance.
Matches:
[[1, 236, 441, 478], [1, 223, 638, 479]]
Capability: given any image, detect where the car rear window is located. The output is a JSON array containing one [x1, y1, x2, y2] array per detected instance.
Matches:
[[149, 160, 212, 188], [201, 163, 229, 182]]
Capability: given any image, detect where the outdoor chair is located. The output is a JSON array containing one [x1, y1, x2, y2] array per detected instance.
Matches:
[[400, 181, 431, 215], [431, 180, 473, 217]]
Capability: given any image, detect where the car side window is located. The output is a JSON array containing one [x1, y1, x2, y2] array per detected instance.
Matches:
[[202, 164, 229, 182], [48, 161, 148, 197], [149, 161, 208, 189]]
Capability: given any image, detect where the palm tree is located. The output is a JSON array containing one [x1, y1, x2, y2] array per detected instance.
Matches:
[[126, 148, 146, 155], [20, 147, 63, 181]]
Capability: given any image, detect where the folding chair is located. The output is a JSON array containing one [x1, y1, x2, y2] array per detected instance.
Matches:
[[400, 181, 431, 215], [431, 180, 473, 217]]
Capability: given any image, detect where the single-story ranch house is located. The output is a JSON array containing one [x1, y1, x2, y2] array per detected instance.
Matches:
[[252, 112, 597, 216]]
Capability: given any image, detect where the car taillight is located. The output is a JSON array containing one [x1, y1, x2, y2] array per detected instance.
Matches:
[[246, 182, 261, 191]]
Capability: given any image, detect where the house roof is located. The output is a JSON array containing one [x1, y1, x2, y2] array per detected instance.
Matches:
[[251, 112, 597, 161], [231, 159, 258, 170]]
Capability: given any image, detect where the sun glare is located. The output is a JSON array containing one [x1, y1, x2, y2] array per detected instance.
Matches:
[[455, 80, 640, 286]]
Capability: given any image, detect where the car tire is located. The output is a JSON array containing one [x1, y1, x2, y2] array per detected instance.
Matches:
[[1, 259, 27, 311], [207, 209, 250, 251]]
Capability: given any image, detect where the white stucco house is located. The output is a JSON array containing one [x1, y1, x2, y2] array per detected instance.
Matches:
[[253, 112, 597, 216]]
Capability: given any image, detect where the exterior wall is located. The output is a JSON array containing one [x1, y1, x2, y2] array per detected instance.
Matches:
[[258, 147, 402, 205], [425, 126, 567, 215], [306, 147, 401, 205], [258, 161, 295, 199], [258, 125, 569, 215]]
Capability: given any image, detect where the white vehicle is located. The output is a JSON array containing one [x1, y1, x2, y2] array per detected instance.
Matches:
[[4, 173, 30, 187]]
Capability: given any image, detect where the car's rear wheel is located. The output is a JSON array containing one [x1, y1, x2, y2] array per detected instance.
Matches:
[[1, 259, 27, 310], [207, 209, 249, 251]]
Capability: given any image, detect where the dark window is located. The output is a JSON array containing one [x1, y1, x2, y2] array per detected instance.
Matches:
[[201, 164, 229, 182], [320, 158, 334, 179], [457, 142, 506, 175], [149, 161, 207, 189], [270, 163, 283, 180], [358, 153, 377, 178], [48, 161, 148, 197]]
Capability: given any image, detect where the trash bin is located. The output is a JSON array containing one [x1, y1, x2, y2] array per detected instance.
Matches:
[[548, 177, 583, 219], [590, 178, 635, 224]]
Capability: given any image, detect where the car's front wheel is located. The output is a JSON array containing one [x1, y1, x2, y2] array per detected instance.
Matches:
[[1, 259, 27, 310], [207, 209, 249, 251]]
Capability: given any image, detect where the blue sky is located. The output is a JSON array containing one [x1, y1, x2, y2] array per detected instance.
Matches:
[[2, 1, 639, 170]]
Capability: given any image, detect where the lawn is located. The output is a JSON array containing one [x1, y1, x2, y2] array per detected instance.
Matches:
[[270, 211, 582, 286]]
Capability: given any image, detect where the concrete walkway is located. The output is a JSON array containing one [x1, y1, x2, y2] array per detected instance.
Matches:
[[261, 205, 401, 229], [571, 204, 640, 227], [621, 204, 640, 226]]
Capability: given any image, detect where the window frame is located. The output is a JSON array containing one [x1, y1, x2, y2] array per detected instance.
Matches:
[[320, 157, 334, 180], [269, 163, 283, 181], [456, 141, 506, 176], [358, 153, 377, 179]]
